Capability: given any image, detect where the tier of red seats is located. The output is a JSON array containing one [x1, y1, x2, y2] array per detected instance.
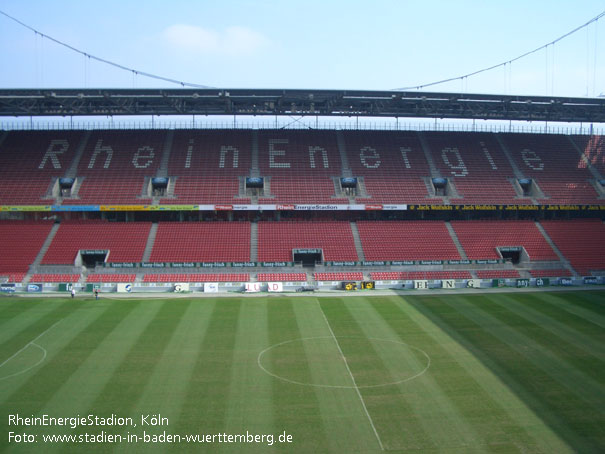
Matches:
[[370, 271, 472, 280], [0, 131, 82, 204], [540, 219, 605, 275], [143, 273, 249, 282], [343, 130, 440, 204], [357, 221, 461, 261], [257, 273, 307, 282], [502, 133, 599, 204], [42, 221, 151, 264], [425, 132, 529, 205], [30, 273, 81, 283], [86, 274, 136, 283], [0, 221, 54, 274], [451, 220, 558, 261], [257, 221, 358, 262], [149, 222, 250, 263], [572, 135, 605, 176], [259, 176, 348, 204], [160, 176, 249, 204], [529, 269, 573, 277], [314, 272, 364, 281], [69, 130, 165, 204], [475, 270, 520, 279]]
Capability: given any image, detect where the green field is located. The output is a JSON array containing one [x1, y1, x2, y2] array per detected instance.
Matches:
[[1, 291, 604, 453]]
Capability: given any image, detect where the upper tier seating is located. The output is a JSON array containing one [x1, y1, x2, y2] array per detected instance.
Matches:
[[63, 130, 165, 205], [143, 273, 249, 282], [42, 221, 151, 264], [370, 271, 472, 280], [162, 130, 251, 204], [149, 222, 250, 263], [257, 273, 307, 282], [258, 130, 347, 204], [0, 131, 83, 204], [501, 133, 599, 204], [571, 134, 605, 179], [258, 221, 358, 262], [424, 132, 527, 205], [0, 221, 54, 274], [357, 221, 461, 261], [451, 220, 558, 261], [342, 131, 441, 204], [540, 219, 605, 275]]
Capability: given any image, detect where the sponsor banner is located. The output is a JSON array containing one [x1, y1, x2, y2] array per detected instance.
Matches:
[[559, 277, 574, 286], [2, 204, 605, 212], [107, 262, 136, 268], [117, 283, 133, 293], [325, 261, 358, 267], [414, 280, 428, 289], [200, 262, 227, 268], [27, 283, 43, 293], [267, 282, 284, 292], [231, 262, 258, 268], [583, 276, 600, 285], [204, 283, 219, 293], [245, 282, 262, 293], [171, 262, 196, 268], [466, 279, 481, 288], [174, 283, 190, 293], [261, 262, 290, 267], [0, 205, 53, 212], [535, 278, 550, 287], [516, 279, 530, 288], [362, 261, 388, 266], [0, 283, 16, 293], [442, 279, 456, 289], [141, 262, 167, 268]]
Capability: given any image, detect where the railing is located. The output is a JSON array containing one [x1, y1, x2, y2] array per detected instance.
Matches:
[[1, 117, 602, 135]]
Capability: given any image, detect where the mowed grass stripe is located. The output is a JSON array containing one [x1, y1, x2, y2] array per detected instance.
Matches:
[[293, 298, 383, 453], [28, 300, 166, 452], [417, 294, 605, 453], [520, 292, 605, 350], [0, 299, 75, 361], [534, 291, 605, 330], [325, 297, 491, 453], [177, 299, 241, 437], [487, 293, 605, 361], [117, 299, 215, 454], [266, 297, 333, 453], [386, 296, 570, 453], [222, 300, 276, 453], [0, 298, 48, 329], [68, 299, 190, 443], [463, 294, 605, 389], [0, 299, 141, 452]]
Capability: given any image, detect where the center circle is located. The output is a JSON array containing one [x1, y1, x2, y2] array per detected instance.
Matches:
[[257, 336, 430, 389]]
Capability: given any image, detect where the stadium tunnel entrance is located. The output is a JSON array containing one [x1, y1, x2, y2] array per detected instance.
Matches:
[[293, 248, 323, 267]]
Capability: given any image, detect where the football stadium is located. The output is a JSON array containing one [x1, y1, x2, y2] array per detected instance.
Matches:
[[1, 3, 605, 453]]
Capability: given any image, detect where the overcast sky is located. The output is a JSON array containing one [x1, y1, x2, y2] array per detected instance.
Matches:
[[0, 0, 603, 98]]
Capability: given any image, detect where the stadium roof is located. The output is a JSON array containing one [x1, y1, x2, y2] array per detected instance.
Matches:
[[0, 88, 604, 123]]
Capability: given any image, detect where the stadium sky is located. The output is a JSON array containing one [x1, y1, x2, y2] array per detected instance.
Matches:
[[0, 0, 603, 98]]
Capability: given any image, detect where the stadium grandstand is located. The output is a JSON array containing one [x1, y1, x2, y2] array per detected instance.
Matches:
[[0, 97, 603, 292]]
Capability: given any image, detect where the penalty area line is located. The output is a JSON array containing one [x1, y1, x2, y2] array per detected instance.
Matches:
[[316, 301, 385, 451], [0, 319, 62, 370]]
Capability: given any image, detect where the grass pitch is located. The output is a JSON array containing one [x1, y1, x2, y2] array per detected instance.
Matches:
[[1, 290, 604, 453]]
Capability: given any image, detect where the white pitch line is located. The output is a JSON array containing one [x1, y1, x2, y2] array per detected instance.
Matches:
[[0, 319, 62, 370], [317, 301, 385, 451]]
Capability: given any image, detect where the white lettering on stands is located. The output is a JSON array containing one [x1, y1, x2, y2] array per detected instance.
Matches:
[[308, 146, 329, 169], [521, 149, 544, 170], [269, 139, 290, 168], [441, 147, 468, 176], [38, 140, 69, 169], [400, 147, 412, 169], [88, 139, 113, 169], [132, 146, 155, 169], [480, 142, 498, 170], [219, 146, 239, 168], [360, 146, 381, 169], [185, 139, 194, 168]]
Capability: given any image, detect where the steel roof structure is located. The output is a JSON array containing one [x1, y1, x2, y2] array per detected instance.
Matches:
[[0, 88, 604, 123]]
